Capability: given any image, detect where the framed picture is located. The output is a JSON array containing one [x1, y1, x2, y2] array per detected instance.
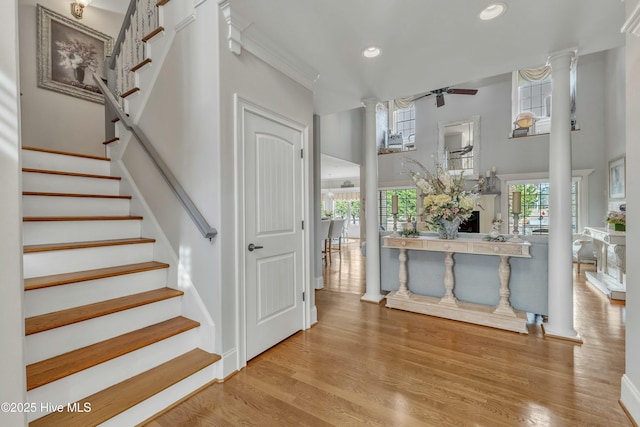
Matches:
[[609, 156, 626, 200], [37, 4, 113, 104]]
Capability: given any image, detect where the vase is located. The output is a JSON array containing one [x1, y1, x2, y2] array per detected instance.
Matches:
[[614, 223, 625, 232], [438, 217, 462, 239], [73, 66, 86, 84]]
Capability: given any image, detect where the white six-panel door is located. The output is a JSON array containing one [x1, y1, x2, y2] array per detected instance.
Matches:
[[242, 106, 304, 361]]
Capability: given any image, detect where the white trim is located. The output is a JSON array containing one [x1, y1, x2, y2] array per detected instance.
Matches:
[[314, 276, 324, 290], [622, 1, 640, 36], [175, 13, 196, 33], [378, 181, 414, 190], [217, 1, 319, 89], [621, 374, 640, 424], [234, 94, 311, 368], [217, 348, 238, 380], [497, 169, 594, 234]]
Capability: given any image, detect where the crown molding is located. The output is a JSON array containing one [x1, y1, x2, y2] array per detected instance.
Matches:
[[217, 0, 319, 90], [621, 0, 640, 36]]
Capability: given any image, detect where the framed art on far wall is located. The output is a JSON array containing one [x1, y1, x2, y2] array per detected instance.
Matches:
[[37, 4, 113, 104], [609, 156, 625, 200]]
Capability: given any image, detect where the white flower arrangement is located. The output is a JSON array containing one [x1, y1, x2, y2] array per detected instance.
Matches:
[[405, 158, 478, 230]]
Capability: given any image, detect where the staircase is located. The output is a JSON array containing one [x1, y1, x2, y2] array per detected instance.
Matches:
[[22, 146, 220, 426]]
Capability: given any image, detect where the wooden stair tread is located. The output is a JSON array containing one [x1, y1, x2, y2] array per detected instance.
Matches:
[[24, 237, 155, 254], [22, 146, 110, 162], [24, 216, 143, 222], [23, 191, 132, 200], [25, 261, 170, 290], [22, 168, 121, 180], [29, 348, 220, 426], [26, 316, 199, 390], [26, 288, 183, 335]]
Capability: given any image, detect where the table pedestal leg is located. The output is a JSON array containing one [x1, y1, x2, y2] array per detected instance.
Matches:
[[439, 252, 458, 306], [493, 255, 516, 316], [396, 248, 412, 297]]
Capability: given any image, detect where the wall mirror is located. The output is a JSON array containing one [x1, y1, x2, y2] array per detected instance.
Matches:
[[438, 115, 480, 177]]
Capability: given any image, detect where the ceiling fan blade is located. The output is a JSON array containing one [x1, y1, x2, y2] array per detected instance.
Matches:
[[436, 94, 445, 107], [448, 88, 478, 95], [410, 92, 433, 102]]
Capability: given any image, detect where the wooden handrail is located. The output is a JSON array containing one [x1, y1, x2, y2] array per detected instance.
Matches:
[[93, 73, 218, 240]]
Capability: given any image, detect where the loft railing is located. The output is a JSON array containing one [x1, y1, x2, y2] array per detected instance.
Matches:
[[107, 0, 162, 108], [94, 73, 218, 240]]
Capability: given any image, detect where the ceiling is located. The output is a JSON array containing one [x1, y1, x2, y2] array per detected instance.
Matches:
[[232, 0, 626, 115], [92, 1, 627, 182], [321, 154, 359, 182], [90, 0, 130, 14], [92, 1, 626, 115]]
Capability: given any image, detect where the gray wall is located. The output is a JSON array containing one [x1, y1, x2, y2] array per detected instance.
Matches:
[[1, 1, 27, 426], [604, 47, 626, 162], [320, 107, 364, 165], [378, 50, 617, 228], [18, 0, 123, 156]]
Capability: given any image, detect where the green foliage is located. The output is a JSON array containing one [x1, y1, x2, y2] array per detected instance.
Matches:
[[512, 184, 538, 218], [387, 189, 417, 221]]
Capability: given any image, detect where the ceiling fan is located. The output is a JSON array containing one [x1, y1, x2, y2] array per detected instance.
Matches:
[[412, 87, 478, 107]]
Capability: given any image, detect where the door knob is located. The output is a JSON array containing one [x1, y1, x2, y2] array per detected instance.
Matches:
[[248, 243, 264, 252]]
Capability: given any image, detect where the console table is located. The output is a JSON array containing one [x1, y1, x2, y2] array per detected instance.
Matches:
[[383, 236, 532, 333], [583, 227, 626, 300]]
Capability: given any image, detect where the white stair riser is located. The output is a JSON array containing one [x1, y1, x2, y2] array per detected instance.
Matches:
[[24, 243, 154, 278], [23, 172, 120, 195], [101, 365, 216, 427], [27, 329, 199, 422], [23, 220, 141, 246], [23, 195, 130, 217], [24, 269, 168, 317], [25, 297, 182, 364], [22, 150, 111, 176]]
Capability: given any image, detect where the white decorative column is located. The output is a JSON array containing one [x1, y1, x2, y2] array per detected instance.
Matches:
[[544, 50, 582, 342], [361, 97, 384, 303]]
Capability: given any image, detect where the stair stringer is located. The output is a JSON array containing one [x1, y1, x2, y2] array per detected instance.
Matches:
[[105, 134, 219, 377]]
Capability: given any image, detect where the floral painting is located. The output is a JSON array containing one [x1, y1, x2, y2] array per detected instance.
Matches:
[[37, 4, 113, 103]]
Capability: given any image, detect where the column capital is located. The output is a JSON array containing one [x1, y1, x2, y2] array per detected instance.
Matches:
[[361, 97, 379, 109], [547, 49, 577, 67]]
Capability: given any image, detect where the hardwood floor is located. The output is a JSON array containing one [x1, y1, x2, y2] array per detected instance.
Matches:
[[143, 242, 631, 426], [323, 239, 366, 295]]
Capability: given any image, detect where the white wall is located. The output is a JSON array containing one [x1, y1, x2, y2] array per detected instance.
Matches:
[[320, 107, 364, 164], [218, 10, 315, 366], [622, 1, 640, 421], [18, 0, 123, 156], [378, 51, 613, 228], [0, 1, 27, 426], [124, 0, 222, 352]]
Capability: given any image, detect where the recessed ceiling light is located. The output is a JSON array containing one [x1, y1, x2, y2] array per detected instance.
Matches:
[[479, 3, 507, 20], [362, 46, 381, 58]]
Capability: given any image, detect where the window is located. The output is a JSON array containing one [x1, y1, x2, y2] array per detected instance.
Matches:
[[501, 169, 593, 235], [379, 189, 417, 231], [321, 192, 360, 226], [386, 99, 416, 151], [511, 63, 577, 137]]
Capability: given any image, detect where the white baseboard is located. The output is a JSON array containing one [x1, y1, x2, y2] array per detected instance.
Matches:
[[217, 348, 238, 380], [314, 276, 323, 290], [621, 374, 640, 424]]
